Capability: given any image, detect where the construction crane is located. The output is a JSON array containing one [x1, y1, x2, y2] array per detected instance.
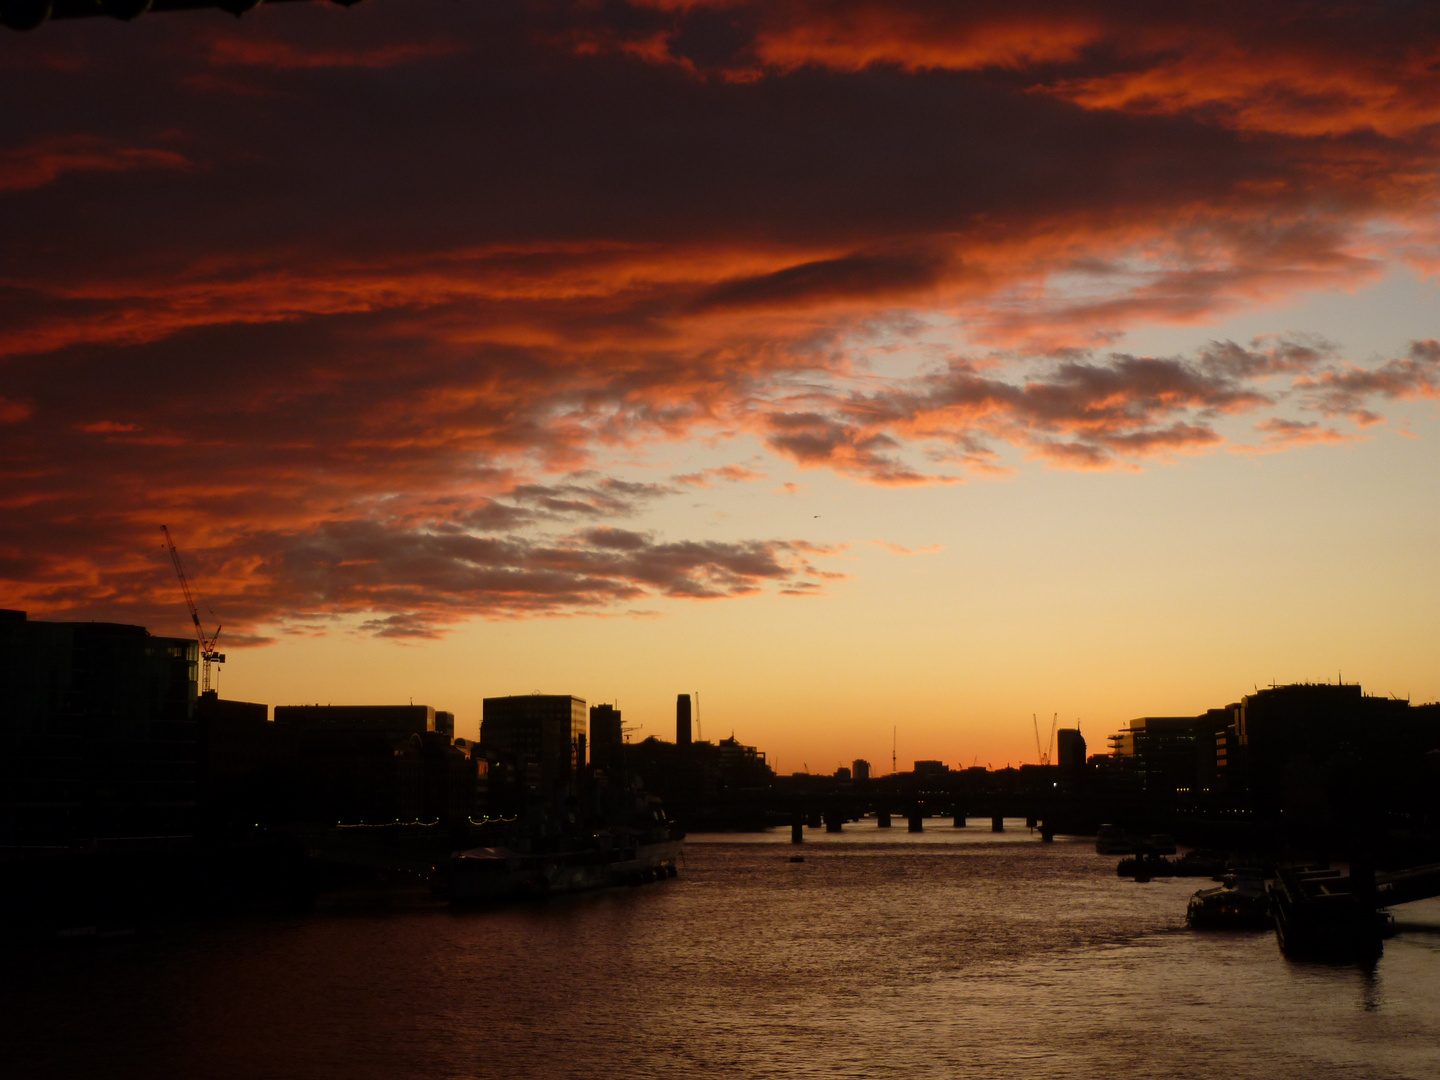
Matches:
[[160, 525, 225, 693], [1033, 713, 1058, 766]]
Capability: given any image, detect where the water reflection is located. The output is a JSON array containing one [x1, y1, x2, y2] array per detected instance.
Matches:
[[4, 838, 1439, 1080]]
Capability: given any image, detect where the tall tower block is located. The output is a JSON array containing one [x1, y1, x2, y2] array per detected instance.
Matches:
[[676, 693, 692, 746]]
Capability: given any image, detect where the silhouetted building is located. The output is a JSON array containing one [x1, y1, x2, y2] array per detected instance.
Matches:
[[435, 711, 455, 739], [1108, 717, 1198, 803], [196, 690, 285, 835], [271, 702, 473, 825], [0, 609, 198, 843], [676, 693, 692, 747], [1237, 682, 1428, 835], [1196, 703, 1241, 795], [834, 766, 852, 781], [852, 759, 871, 783], [481, 694, 587, 798], [913, 760, 948, 781], [273, 704, 436, 734], [626, 731, 774, 829], [589, 703, 623, 773], [1056, 728, 1086, 777]]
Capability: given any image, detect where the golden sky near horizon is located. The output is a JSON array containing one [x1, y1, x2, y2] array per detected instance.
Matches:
[[2, 0, 1437, 769]]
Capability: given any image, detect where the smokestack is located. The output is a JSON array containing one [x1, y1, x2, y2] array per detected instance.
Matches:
[[676, 693, 692, 747]]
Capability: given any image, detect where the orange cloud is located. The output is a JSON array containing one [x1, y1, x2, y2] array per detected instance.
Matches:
[[871, 541, 944, 555], [1, 1, 1436, 638]]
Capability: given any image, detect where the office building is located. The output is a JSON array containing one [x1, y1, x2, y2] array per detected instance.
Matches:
[[481, 694, 587, 794], [1055, 728, 1086, 777], [589, 703, 623, 773]]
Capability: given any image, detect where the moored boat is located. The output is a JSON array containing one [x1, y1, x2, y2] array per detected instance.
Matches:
[[1095, 824, 1136, 855], [449, 827, 682, 903], [1186, 869, 1271, 929], [1269, 865, 1390, 961]]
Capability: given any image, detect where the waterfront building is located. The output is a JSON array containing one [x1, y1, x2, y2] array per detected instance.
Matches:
[[1107, 716, 1199, 803], [1237, 682, 1429, 833], [852, 759, 871, 783], [0, 609, 197, 843], [481, 694, 587, 797], [272, 702, 473, 825]]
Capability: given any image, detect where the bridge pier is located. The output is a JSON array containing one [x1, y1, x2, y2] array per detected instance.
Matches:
[[877, 809, 891, 828], [1025, 814, 1037, 829], [1040, 821, 1055, 842], [953, 811, 966, 828], [991, 815, 1004, 832], [908, 809, 924, 832], [825, 810, 843, 833], [791, 813, 804, 844], [806, 809, 822, 829]]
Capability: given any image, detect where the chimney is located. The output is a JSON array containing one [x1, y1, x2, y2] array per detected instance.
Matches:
[[676, 693, 692, 747]]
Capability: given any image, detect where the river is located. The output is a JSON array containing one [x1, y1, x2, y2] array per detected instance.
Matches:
[[6, 821, 1439, 1079]]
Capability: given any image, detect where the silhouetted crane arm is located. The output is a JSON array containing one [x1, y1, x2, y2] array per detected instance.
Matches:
[[161, 524, 204, 639], [161, 524, 224, 691]]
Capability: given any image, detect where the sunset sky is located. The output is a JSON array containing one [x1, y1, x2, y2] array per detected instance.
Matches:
[[2, 0, 1436, 771]]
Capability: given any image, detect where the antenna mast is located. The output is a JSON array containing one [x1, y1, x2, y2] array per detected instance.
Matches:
[[161, 525, 225, 693]]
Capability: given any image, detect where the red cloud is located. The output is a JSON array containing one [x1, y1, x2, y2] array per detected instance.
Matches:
[[1, 2, 1435, 637], [0, 136, 189, 194]]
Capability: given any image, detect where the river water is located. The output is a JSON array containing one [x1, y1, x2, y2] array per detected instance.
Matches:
[[6, 821, 1439, 1079]]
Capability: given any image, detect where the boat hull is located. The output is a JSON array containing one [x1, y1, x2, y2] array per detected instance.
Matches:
[[449, 838, 682, 904]]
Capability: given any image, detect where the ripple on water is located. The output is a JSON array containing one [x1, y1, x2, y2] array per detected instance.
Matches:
[[4, 834, 1439, 1080]]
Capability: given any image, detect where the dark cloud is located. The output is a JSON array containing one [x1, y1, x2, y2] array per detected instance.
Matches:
[[1, 1, 1435, 634], [694, 249, 950, 312], [1296, 339, 1440, 419]]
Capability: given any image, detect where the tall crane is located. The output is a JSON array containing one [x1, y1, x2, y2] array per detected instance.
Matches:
[[1033, 713, 1058, 766], [161, 525, 225, 693]]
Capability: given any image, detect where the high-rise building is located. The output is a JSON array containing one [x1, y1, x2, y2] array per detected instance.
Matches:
[[676, 693, 692, 747], [852, 759, 871, 783], [589, 703, 623, 773], [481, 694, 587, 794], [1055, 728, 1086, 776]]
